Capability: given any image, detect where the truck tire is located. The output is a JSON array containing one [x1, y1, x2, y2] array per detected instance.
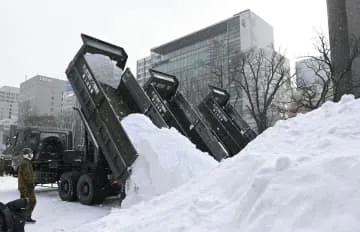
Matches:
[[12, 167, 18, 177], [59, 172, 80, 201], [76, 174, 107, 205]]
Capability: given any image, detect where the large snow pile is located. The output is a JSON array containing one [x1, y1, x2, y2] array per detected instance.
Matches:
[[120, 114, 217, 207], [73, 95, 360, 232]]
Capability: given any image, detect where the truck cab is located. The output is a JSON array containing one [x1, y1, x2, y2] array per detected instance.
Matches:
[[8, 127, 73, 183]]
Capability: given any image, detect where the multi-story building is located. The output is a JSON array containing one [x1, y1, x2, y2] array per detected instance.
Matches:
[[138, 9, 273, 85], [19, 75, 67, 121], [327, 0, 360, 98], [136, 56, 152, 86], [0, 86, 19, 121], [137, 10, 280, 130]]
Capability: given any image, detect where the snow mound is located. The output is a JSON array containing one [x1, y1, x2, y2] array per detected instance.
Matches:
[[120, 114, 217, 207], [74, 95, 360, 232]]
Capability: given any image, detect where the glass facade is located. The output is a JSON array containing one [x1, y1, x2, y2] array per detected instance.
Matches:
[[150, 16, 242, 106], [136, 10, 275, 129], [136, 56, 152, 86]]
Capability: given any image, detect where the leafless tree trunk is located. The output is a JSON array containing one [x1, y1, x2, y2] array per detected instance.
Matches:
[[201, 39, 291, 133], [291, 32, 360, 113], [231, 48, 292, 133], [309, 32, 360, 102]]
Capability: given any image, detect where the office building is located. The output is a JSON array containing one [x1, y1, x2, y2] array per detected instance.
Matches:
[[138, 10, 274, 88], [136, 56, 152, 86], [137, 10, 279, 129], [0, 86, 19, 121], [19, 75, 67, 120]]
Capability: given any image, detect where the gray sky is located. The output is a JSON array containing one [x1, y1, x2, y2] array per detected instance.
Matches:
[[0, 0, 328, 87]]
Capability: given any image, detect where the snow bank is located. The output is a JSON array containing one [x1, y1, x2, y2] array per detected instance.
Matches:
[[74, 95, 360, 232], [120, 114, 217, 207]]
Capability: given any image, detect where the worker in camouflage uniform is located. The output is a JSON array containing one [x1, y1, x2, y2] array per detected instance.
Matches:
[[18, 148, 36, 223]]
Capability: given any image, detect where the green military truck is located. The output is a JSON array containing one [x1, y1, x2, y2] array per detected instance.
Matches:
[[7, 34, 163, 205], [5, 127, 74, 181]]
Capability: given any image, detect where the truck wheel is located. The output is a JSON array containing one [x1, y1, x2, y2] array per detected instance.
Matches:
[[12, 167, 18, 177], [59, 172, 80, 201], [76, 174, 106, 205]]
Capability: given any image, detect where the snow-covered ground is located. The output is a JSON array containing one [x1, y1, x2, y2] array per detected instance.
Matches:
[[1, 95, 360, 232], [0, 177, 117, 231]]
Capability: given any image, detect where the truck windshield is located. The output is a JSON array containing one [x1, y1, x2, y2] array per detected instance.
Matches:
[[40, 132, 67, 149]]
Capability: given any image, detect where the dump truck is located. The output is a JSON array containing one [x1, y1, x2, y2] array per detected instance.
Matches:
[[6, 33, 255, 206], [198, 85, 257, 157], [6, 34, 170, 205], [58, 33, 172, 205], [143, 69, 229, 161]]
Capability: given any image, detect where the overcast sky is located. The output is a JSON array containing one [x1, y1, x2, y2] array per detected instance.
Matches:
[[0, 0, 328, 87]]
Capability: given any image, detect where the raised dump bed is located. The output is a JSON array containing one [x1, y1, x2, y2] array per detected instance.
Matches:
[[65, 34, 141, 182], [222, 104, 257, 142], [198, 86, 256, 157], [143, 69, 229, 161]]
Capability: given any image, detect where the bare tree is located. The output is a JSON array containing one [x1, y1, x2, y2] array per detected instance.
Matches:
[[200, 39, 292, 133], [231, 48, 292, 133], [291, 32, 360, 114], [291, 57, 333, 112]]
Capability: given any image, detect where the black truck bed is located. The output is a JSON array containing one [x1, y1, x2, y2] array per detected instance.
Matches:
[[65, 34, 139, 181]]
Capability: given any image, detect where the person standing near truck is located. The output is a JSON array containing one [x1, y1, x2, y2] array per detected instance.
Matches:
[[18, 148, 36, 223]]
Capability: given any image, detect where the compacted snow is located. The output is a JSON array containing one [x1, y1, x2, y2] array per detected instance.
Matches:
[[1, 95, 360, 232], [120, 113, 218, 208]]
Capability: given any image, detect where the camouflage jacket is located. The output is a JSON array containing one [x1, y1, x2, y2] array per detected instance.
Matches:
[[18, 158, 34, 192]]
